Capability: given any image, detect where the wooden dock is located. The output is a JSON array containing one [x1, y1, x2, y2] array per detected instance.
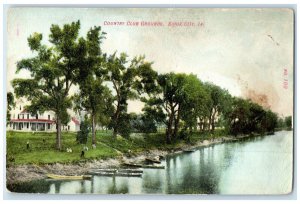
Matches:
[[145, 158, 161, 164], [123, 162, 165, 169], [183, 150, 195, 153], [88, 168, 144, 177]]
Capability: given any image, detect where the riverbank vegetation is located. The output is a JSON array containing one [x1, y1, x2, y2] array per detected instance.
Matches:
[[6, 129, 228, 165], [8, 20, 293, 165]]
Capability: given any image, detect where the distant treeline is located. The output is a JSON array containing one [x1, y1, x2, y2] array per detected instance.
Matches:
[[9, 20, 292, 149]]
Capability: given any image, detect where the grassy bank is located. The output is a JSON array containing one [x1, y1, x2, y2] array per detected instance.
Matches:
[[6, 129, 228, 165]]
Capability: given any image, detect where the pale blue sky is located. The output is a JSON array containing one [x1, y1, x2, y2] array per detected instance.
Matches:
[[6, 8, 294, 116]]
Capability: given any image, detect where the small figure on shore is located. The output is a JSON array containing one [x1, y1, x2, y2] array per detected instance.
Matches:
[[80, 150, 85, 158], [83, 146, 89, 151], [26, 141, 30, 150]]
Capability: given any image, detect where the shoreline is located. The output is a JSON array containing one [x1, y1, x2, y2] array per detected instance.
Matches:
[[6, 133, 260, 186]]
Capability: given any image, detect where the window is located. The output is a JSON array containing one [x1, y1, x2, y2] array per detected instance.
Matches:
[[27, 123, 29, 128], [19, 105, 21, 110], [22, 114, 24, 119], [68, 126, 70, 130], [48, 124, 51, 129], [36, 114, 38, 119], [17, 114, 19, 119], [27, 114, 29, 119], [48, 115, 50, 120]]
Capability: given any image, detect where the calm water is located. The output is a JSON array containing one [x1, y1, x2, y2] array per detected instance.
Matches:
[[9, 131, 293, 194]]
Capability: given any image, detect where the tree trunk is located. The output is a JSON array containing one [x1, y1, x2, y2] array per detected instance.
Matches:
[[56, 117, 62, 150], [203, 118, 207, 131], [173, 105, 181, 141], [92, 113, 96, 145], [211, 111, 216, 132], [113, 102, 121, 139], [211, 119, 215, 132], [208, 116, 212, 131], [166, 114, 173, 144]]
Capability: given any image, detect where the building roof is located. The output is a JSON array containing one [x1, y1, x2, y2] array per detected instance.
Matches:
[[10, 119, 56, 123], [71, 117, 80, 125], [20, 109, 29, 114]]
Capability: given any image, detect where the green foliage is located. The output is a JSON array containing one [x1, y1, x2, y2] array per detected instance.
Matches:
[[106, 53, 157, 137], [6, 92, 15, 124], [76, 119, 90, 144], [284, 116, 292, 129], [130, 113, 157, 133], [225, 97, 278, 135], [117, 113, 132, 138], [202, 82, 232, 132], [12, 20, 100, 150], [11, 20, 283, 151], [276, 115, 292, 130]]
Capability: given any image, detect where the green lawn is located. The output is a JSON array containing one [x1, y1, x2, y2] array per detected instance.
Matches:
[[6, 131, 119, 165], [6, 129, 227, 165]]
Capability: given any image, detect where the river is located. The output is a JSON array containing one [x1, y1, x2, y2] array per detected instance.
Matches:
[[8, 131, 293, 195]]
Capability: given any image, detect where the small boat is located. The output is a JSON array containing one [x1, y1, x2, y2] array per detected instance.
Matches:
[[46, 174, 92, 180]]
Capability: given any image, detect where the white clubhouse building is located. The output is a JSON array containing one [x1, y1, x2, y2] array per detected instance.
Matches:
[[7, 100, 80, 132]]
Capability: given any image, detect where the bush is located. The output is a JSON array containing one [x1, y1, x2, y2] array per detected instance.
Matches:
[[76, 119, 90, 144]]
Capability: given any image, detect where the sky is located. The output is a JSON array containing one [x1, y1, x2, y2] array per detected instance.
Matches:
[[6, 8, 294, 117]]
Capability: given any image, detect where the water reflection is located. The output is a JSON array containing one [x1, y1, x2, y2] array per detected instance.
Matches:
[[9, 131, 293, 194]]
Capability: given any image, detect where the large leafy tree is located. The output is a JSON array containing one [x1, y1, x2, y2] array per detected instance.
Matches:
[[74, 26, 114, 145], [143, 73, 197, 143], [12, 21, 87, 150], [158, 73, 187, 143], [180, 75, 209, 135], [106, 53, 156, 138], [203, 82, 232, 132]]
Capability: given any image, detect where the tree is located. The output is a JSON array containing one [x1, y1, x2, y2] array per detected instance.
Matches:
[[225, 97, 278, 135], [76, 117, 90, 144], [203, 82, 231, 132], [130, 113, 157, 133], [6, 92, 15, 125], [75, 82, 113, 144], [226, 97, 251, 135], [284, 116, 292, 129], [143, 73, 199, 143], [276, 117, 285, 129], [106, 53, 156, 138], [12, 21, 87, 150], [75, 26, 113, 145], [180, 75, 209, 136], [262, 110, 278, 132]]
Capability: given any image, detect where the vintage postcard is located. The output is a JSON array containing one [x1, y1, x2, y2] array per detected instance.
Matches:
[[5, 7, 294, 195]]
